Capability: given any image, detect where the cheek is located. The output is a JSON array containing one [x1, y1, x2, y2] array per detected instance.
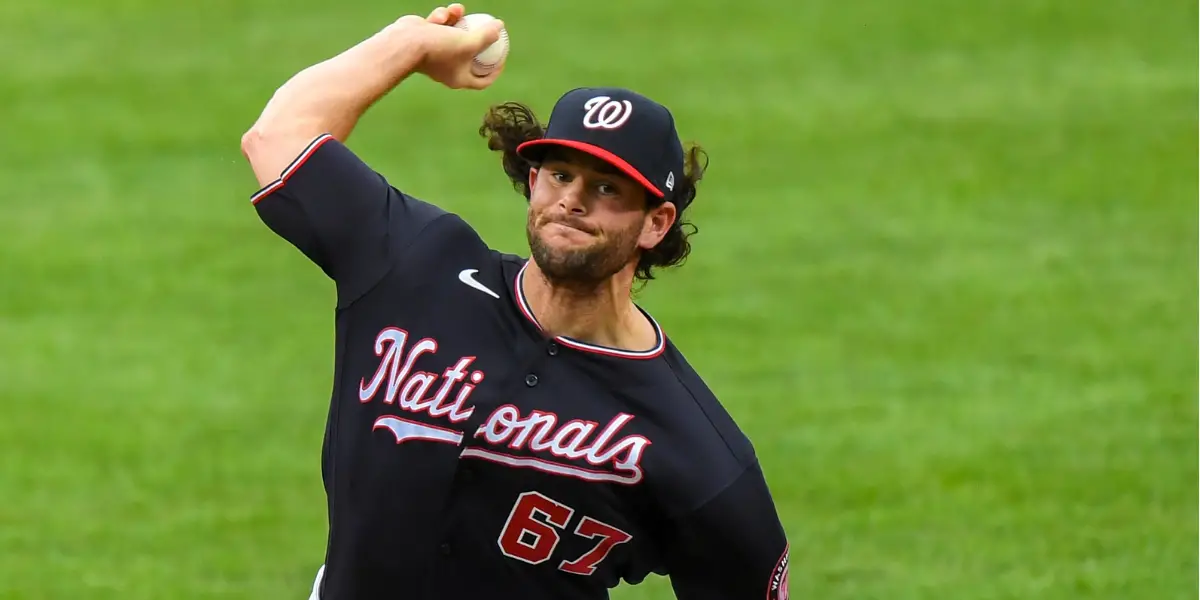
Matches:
[[526, 190, 549, 221], [529, 181, 561, 212], [610, 214, 647, 243]]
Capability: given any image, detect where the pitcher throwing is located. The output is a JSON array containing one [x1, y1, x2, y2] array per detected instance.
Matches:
[[240, 4, 790, 599]]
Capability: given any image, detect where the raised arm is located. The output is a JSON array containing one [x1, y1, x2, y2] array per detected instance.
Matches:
[[241, 4, 503, 185], [238, 5, 504, 306]]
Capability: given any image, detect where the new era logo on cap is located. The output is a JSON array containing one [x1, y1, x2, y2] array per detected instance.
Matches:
[[516, 87, 686, 202]]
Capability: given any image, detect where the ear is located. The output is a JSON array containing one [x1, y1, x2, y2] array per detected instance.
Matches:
[[638, 201, 677, 251], [528, 166, 539, 192]]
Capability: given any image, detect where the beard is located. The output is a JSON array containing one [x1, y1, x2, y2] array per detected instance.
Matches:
[[526, 211, 641, 289]]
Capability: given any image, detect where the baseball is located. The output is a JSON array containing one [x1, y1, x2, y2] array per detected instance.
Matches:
[[453, 13, 508, 76]]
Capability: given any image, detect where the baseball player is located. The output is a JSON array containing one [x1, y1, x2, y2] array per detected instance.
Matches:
[[241, 4, 790, 599]]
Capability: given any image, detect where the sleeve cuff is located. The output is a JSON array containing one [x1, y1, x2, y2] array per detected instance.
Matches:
[[249, 133, 337, 205]]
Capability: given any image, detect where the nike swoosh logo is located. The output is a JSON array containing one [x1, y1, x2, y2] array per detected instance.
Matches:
[[458, 268, 500, 299]]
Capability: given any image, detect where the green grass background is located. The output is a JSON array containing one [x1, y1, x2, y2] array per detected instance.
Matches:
[[1, 0, 1196, 598]]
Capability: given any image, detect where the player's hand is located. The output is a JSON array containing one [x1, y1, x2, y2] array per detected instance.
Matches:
[[392, 4, 505, 91]]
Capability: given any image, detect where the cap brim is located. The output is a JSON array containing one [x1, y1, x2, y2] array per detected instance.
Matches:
[[516, 139, 664, 198]]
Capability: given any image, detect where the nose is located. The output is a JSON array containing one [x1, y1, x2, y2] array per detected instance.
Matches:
[[558, 179, 588, 215]]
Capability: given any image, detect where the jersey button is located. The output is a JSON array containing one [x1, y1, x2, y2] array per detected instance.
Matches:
[[524, 373, 539, 387], [546, 342, 559, 356], [439, 542, 453, 556]]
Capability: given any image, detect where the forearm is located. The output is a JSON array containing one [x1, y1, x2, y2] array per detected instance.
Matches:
[[241, 22, 426, 185]]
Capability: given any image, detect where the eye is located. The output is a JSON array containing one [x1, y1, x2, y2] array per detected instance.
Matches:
[[551, 171, 570, 183], [597, 183, 619, 195]]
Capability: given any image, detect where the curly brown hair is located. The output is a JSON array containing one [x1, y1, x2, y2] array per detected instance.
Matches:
[[479, 102, 708, 284]]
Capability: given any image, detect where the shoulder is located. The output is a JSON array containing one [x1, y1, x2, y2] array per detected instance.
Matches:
[[347, 208, 502, 305], [396, 208, 488, 263], [658, 339, 756, 464], [642, 339, 759, 514]]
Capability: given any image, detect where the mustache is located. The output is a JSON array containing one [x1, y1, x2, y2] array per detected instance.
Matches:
[[540, 215, 597, 235]]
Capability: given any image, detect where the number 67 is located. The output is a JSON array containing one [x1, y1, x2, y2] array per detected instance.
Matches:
[[497, 491, 633, 576]]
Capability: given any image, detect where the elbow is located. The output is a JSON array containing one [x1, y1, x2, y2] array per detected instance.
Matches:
[[239, 119, 327, 186], [240, 123, 288, 176], [240, 124, 289, 187], [240, 119, 323, 162], [240, 125, 266, 162]]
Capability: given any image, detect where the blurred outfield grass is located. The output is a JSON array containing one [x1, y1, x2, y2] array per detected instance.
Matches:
[[0, 0, 1196, 598]]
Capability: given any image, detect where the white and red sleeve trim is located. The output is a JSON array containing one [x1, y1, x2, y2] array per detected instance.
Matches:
[[249, 133, 337, 205]]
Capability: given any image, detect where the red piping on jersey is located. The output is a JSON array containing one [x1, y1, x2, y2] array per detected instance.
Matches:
[[513, 262, 666, 360], [249, 133, 336, 205]]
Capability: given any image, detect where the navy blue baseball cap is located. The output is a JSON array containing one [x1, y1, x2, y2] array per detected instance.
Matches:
[[516, 87, 686, 203]]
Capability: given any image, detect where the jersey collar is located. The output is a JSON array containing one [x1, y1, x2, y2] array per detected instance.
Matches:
[[513, 261, 666, 360]]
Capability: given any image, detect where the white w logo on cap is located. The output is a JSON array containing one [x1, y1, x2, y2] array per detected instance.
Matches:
[[582, 96, 633, 130]]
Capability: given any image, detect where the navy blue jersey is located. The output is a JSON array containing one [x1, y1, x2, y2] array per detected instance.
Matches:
[[250, 134, 791, 600]]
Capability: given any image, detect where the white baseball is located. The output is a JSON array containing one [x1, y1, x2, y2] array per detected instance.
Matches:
[[453, 13, 509, 76]]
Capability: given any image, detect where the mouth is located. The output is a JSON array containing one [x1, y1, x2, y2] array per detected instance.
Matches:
[[544, 220, 595, 236]]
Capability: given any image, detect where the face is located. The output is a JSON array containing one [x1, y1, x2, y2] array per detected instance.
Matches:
[[525, 148, 676, 287]]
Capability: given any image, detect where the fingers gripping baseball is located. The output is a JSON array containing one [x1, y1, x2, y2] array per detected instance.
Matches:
[[425, 4, 463, 25], [413, 5, 507, 90]]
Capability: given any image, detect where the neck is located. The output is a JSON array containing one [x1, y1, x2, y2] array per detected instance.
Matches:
[[520, 261, 657, 351]]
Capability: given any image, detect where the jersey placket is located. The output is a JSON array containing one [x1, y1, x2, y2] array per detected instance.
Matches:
[[420, 325, 558, 585]]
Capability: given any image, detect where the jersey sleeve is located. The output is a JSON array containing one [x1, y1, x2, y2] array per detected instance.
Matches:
[[250, 133, 449, 306], [661, 461, 791, 600]]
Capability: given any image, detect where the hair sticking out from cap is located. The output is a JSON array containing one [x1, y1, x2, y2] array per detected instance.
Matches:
[[478, 102, 545, 199]]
